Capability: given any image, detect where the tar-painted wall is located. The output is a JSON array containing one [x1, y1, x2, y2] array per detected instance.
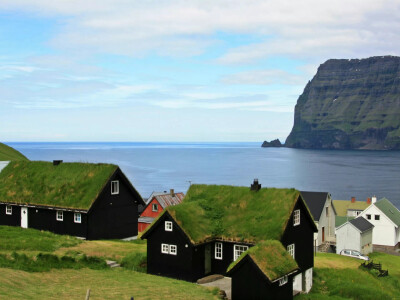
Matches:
[[281, 199, 316, 272], [211, 241, 254, 275], [0, 204, 21, 226], [230, 257, 293, 300]]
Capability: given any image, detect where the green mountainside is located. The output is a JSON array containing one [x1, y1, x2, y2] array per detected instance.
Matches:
[[0, 143, 28, 161], [285, 56, 400, 150]]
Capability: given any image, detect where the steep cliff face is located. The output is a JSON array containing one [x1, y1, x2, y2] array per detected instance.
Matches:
[[285, 56, 400, 150]]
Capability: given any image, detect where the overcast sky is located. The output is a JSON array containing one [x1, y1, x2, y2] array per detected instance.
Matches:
[[1, 1, 399, 142]]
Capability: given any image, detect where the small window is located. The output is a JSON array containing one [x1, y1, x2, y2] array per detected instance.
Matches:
[[6, 206, 12, 215], [161, 244, 169, 254], [111, 180, 119, 195], [293, 209, 300, 226], [56, 211, 63, 221], [287, 244, 295, 259], [234, 245, 249, 261], [165, 221, 173, 231], [279, 275, 288, 286], [74, 213, 81, 223], [169, 245, 177, 255], [152, 204, 158, 212], [356, 211, 361, 216], [215, 242, 223, 260], [366, 214, 371, 220], [375, 215, 380, 221]]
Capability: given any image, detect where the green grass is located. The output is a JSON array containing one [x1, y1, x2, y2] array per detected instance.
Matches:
[[161, 185, 300, 244], [0, 161, 118, 209], [0, 143, 28, 161]]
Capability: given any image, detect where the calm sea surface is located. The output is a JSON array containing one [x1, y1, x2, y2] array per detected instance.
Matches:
[[8, 142, 400, 209]]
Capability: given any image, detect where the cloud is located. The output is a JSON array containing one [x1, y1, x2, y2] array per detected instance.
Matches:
[[221, 69, 307, 85]]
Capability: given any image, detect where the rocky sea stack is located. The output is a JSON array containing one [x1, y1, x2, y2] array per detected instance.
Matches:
[[285, 56, 400, 150]]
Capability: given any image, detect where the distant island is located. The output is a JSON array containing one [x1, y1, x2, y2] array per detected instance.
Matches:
[[265, 56, 400, 150], [261, 139, 283, 147]]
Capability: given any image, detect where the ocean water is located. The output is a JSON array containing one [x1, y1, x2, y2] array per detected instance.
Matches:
[[8, 142, 400, 209]]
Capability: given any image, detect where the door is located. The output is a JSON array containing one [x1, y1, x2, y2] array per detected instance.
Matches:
[[204, 244, 211, 275], [322, 227, 325, 242], [21, 207, 28, 228]]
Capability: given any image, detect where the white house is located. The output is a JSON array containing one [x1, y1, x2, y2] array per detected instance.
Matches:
[[359, 198, 400, 251], [336, 217, 374, 255]]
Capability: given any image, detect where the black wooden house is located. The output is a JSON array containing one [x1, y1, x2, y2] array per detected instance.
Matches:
[[142, 183, 318, 297], [0, 161, 145, 239]]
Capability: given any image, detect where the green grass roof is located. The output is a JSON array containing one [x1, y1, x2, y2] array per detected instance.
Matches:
[[227, 240, 298, 281], [165, 184, 301, 244], [0, 161, 118, 210], [375, 198, 400, 226], [0, 143, 28, 161], [332, 200, 370, 217], [335, 215, 355, 227]]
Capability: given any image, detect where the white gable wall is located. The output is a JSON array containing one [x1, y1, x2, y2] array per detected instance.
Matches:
[[336, 223, 361, 254], [315, 196, 336, 246]]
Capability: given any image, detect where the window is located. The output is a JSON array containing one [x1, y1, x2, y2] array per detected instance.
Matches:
[[152, 204, 158, 212], [287, 244, 295, 259], [6, 206, 12, 215], [111, 180, 119, 195], [375, 215, 380, 221], [279, 275, 288, 286], [165, 221, 173, 231], [326, 207, 329, 217], [234, 245, 249, 261], [215, 242, 223, 260], [56, 211, 63, 221], [169, 245, 177, 255], [366, 214, 371, 220], [293, 209, 300, 226], [161, 244, 169, 254], [74, 213, 81, 223], [356, 211, 361, 216]]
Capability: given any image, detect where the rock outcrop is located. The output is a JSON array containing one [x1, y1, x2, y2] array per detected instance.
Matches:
[[285, 56, 400, 150], [261, 139, 283, 147]]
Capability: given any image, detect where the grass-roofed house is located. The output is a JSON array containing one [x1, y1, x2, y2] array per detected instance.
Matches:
[[0, 161, 145, 240], [141, 181, 318, 296]]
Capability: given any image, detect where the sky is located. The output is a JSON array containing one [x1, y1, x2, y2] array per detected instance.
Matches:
[[1, 1, 400, 142]]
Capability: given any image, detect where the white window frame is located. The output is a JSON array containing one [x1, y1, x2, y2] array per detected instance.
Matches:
[[169, 245, 177, 255], [165, 221, 173, 231], [56, 210, 63, 221], [287, 244, 295, 259], [375, 214, 380, 221], [279, 275, 288, 286], [366, 214, 371, 220], [161, 243, 169, 254], [215, 242, 223, 260], [6, 205, 12, 215], [233, 244, 249, 261], [293, 209, 300, 226], [152, 203, 158, 212], [74, 213, 81, 223], [111, 180, 119, 195]]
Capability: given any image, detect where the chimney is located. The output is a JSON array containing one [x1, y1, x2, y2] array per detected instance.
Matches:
[[53, 160, 63, 166], [351, 197, 356, 203], [170, 189, 175, 197], [372, 196, 377, 204], [367, 197, 371, 204], [250, 179, 261, 191]]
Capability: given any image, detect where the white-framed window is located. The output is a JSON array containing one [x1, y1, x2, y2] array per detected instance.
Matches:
[[165, 221, 173, 231], [287, 244, 295, 259], [375, 215, 380, 221], [169, 245, 177, 255], [293, 209, 300, 226], [6, 205, 12, 215], [234, 244, 249, 261], [279, 275, 288, 286], [161, 243, 169, 254], [366, 214, 371, 220], [152, 203, 158, 212], [111, 180, 119, 195], [56, 210, 63, 221], [215, 242, 223, 260], [74, 213, 81, 223]]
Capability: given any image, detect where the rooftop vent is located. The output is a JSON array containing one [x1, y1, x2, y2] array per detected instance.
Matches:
[[53, 160, 63, 166], [351, 196, 356, 203], [250, 179, 261, 191]]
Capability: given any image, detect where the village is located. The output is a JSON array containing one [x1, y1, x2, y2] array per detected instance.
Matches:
[[0, 157, 399, 299]]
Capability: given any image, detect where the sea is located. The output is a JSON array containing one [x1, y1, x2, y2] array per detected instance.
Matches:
[[7, 142, 400, 209]]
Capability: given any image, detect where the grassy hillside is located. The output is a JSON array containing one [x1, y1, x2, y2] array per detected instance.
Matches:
[[0, 143, 28, 161]]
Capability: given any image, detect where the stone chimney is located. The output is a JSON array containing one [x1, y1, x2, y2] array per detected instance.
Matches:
[[250, 179, 261, 191], [53, 160, 63, 166], [351, 196, 356, 203], [367, 197, 371, 204], [170, 189, 175, 197], [372, 196, 377, 204]]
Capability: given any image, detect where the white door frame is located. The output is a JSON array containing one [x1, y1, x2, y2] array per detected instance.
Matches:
[[21, 207, 28, 228]]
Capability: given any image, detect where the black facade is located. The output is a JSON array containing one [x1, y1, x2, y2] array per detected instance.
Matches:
[[0, 168, 143, 240], [229, 256, 294, 300]]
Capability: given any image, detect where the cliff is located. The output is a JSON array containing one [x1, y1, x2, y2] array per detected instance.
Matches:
[[285, 56, 400, 150]]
